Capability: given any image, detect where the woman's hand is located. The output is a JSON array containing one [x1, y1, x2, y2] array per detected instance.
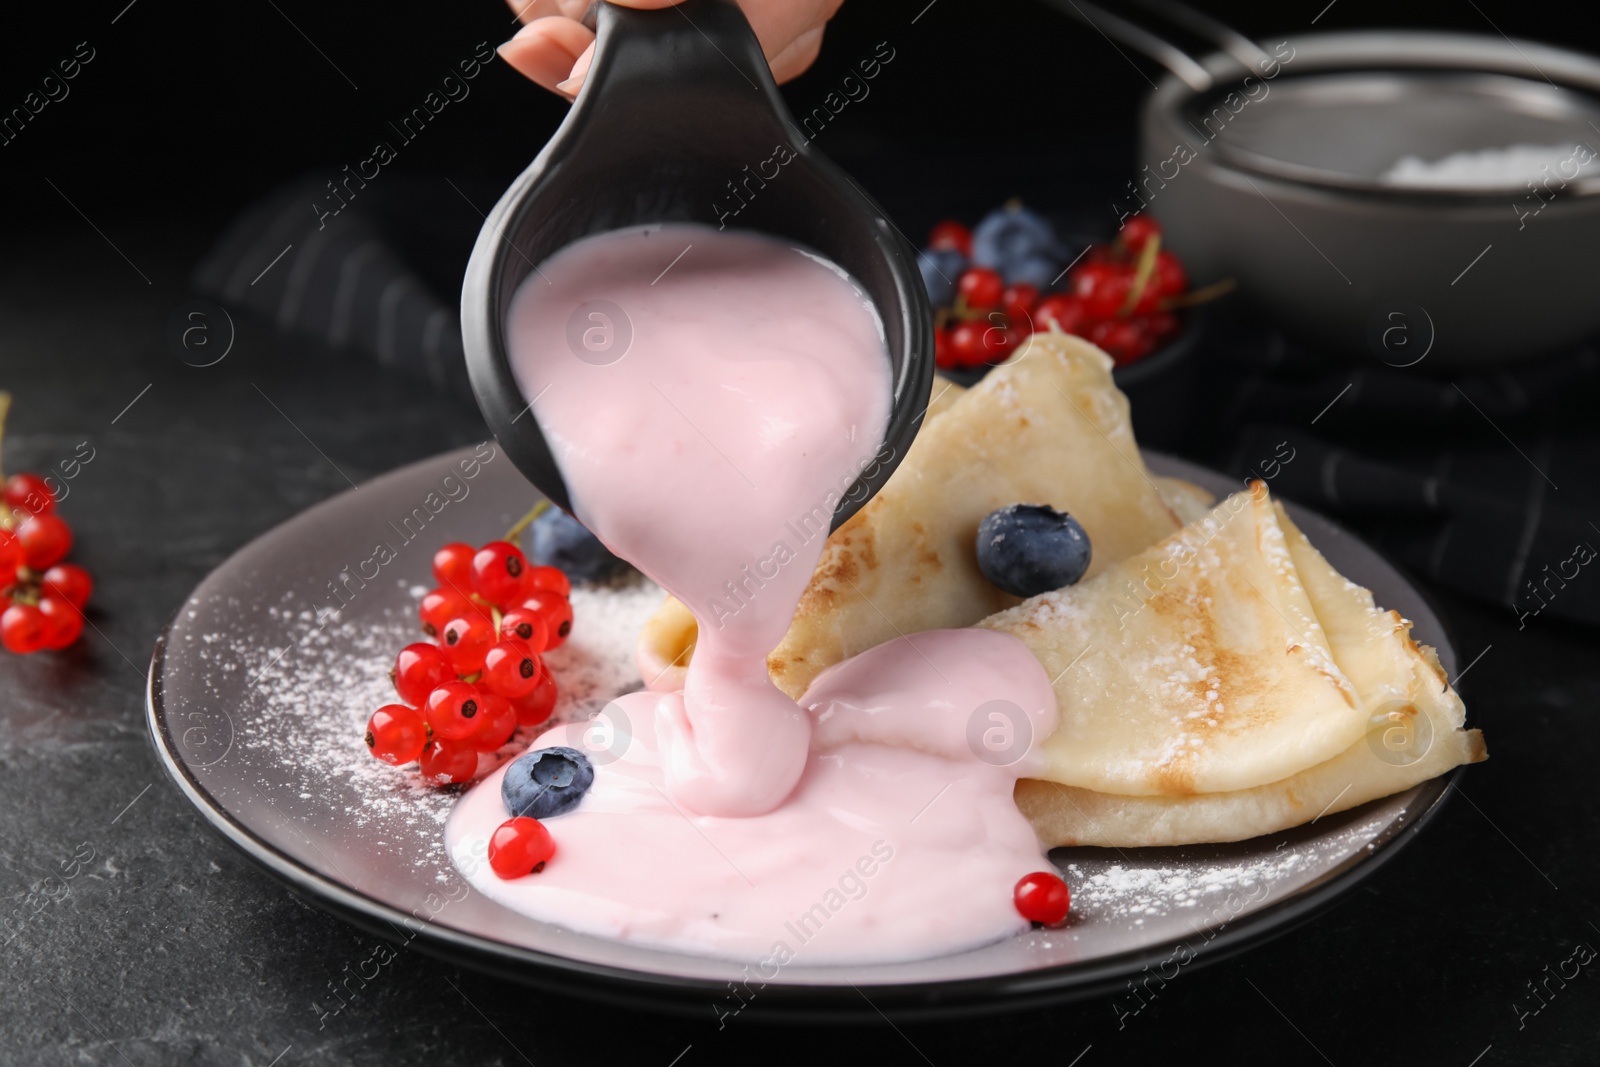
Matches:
[[498, 0, 844, 98]]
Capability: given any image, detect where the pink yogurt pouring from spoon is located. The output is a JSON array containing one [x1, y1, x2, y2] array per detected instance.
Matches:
[[504, 223, 893, 818], [445, 223, 1060, 963]]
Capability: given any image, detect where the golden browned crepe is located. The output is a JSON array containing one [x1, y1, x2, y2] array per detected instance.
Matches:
[[639, 332, 1182, 699], [984, 483, 1369, 796], [996, 487, 1485, 846]]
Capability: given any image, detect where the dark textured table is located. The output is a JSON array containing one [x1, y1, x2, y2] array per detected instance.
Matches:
[[2, 221, 1596, 1067]]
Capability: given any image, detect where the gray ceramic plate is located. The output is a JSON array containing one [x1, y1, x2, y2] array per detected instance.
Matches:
[[146, 445, 1461, 1021]]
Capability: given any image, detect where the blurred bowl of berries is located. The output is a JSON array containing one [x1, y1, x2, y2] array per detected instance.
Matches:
[[918, 205, 1230, 448]]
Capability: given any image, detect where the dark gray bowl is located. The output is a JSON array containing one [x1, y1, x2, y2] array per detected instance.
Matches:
[[1141, 31, 1600, 368]]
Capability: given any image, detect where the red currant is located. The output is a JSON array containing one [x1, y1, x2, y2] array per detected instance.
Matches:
[[423, 680, 486, 742], [432, 542, 476, 591], [1126, 253, 1186, 315], [498, 606, 550, 653], [1, 603, 47, 654], [40, 563, 92, 608], [1152, 250, 1188, 298], [365, 704, 427, 765], [934, 326, 957, 370], [17, 513, 72, 570], [391, 642, 454, 706], [36, 595, 82, 650], [959, 319, 1017, 366], [3, 473, 55, 515], [510, 671, 558, 726], [0, 530, 21, 585], [1089, 318, 1149, 363], [525, 565, 570, 599], [1034, 294, 1090, 335], [488, 817, 555, 878], [419, 587, 482, 637], [928, 220, 973, 256], [947, 321, 989, 367], [471, 540, 531, 607], [957, 267, 1005, 311], [521, 592, 573, 649], [1118, 214, 1162, 255], [1071, 262, 1134, 319], [1144, 311, 1180, 344], [419, 740, 478, 785], [482, 639, 544, 699], [439, 613, 495, 674], [1001, 283, 1039, 326], [470, 692, 518, 752], [1014, 870, 1071, 925]]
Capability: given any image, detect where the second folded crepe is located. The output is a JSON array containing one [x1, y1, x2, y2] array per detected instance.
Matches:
[[984, 484, 1486, 846]]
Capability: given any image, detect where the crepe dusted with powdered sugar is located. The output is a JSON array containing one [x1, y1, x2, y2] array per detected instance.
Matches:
[[987, 485, 1485, 846]]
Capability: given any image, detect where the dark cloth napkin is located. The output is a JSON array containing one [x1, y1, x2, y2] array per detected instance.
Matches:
[[193, 182, 1600, 628], [192, 174, 494, 405], [1191, 316, 1600, 628]]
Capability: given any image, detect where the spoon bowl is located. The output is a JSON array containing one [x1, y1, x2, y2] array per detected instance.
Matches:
[[462, 0, 932, 527]]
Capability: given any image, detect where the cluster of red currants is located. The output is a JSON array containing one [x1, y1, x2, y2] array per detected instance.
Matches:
[[1, 471, 92, 655], [930, 214, 1198, 370], [364, 532, 574, 786]]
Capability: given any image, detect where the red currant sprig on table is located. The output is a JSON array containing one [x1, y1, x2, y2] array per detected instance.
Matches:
[[364, 502, 571, 787], [0, 392, 92, 655], [923, 210, 1234, 371]]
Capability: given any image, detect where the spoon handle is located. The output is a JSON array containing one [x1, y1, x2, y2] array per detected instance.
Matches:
[[583, 0, 778, 109]]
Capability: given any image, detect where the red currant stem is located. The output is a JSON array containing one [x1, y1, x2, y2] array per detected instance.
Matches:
[[491, 605, 504, 636], [1161, 277, 1237, 310], [460, 671, 483, 685], [502, 500, 550, 545], [1119, 234, 1162, 318]]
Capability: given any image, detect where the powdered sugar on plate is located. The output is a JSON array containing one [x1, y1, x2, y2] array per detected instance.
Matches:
[[198, 576, 666, 854], [197, 567, 1398, 927], [1061, 808, 1393, 931]]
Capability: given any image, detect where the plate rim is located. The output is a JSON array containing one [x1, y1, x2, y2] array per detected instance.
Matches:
[[144, 448, 1468, 1021]]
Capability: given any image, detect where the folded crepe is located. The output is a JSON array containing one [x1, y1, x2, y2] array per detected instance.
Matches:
[[638, 332, 1183, 699], [987, 485, 1485, 847]]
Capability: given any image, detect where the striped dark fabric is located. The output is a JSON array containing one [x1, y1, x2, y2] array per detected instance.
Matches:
[[192, 174, 500, 404], [1198, 318, 1600, 629]]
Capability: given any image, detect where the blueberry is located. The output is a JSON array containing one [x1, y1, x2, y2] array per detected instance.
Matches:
[[917, 247, 967, 307], [971, 204, 1064, 280], [976, 504, 1092, 598], [1003, 253, 1062, 290], [526, 508, 626, 583], [502, 746, 595, 819]]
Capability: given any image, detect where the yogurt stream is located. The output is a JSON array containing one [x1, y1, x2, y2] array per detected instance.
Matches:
[[445, 224, 1059, 965]]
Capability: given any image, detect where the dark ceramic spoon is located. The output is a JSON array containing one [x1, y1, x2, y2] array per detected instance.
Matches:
[[461, 0, 932, 529]]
